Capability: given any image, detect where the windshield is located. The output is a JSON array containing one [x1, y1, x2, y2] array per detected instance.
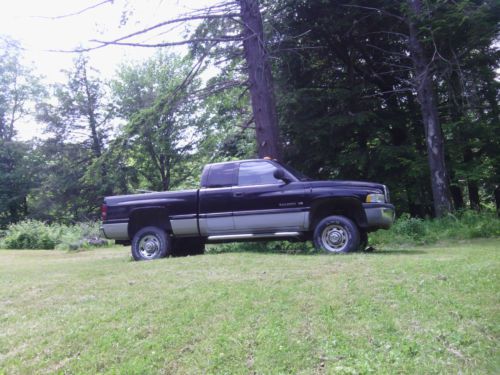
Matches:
[[278, 162, 312, 181]]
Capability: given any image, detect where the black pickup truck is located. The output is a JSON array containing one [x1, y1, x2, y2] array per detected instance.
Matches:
[[101, 159, 395, 260]]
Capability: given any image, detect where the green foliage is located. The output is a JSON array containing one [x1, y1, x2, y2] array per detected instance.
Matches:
[[0, 37, 43, 141], [33, 55, 113, 222], [0, 141, 33, 228], [110, 51, 206, 191], [271, 0, 500, 216], [197, 80, 256, 161], [1, 1, 500, 229], [0, 220, 110, 250], [371, 210, 500, 246], [37, 54, 110, 149], [0, 220, 56, 249], [27, 141, 99, 223], [0, 38, 43, 226]]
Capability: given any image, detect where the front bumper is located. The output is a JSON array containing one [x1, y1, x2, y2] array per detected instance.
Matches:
[[363, 203, 395, 230]]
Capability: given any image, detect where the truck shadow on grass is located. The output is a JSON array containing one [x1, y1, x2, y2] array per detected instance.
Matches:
[[364, 249, 427, 255], [204, 249, 427, 256], [206, 243, 427, 256]]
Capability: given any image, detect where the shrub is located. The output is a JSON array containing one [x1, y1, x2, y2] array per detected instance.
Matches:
[[392, 214, 430, 243], [370, 209, 500, 247], [0, 220, 111, 250], [1, 220, 58, 249]]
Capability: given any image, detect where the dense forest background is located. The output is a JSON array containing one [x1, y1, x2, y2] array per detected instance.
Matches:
[[1, 0, 499, 228]]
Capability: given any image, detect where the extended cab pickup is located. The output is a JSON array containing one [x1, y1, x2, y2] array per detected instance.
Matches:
[[101, 159, 395, 260]]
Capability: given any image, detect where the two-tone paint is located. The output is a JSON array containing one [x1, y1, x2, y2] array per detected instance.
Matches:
[[101, 159, 395, 243]]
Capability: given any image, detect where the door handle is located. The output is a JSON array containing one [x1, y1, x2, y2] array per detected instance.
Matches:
[[233, 192, 244, 197]]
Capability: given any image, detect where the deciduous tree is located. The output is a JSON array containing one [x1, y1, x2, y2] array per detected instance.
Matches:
[[111, 52, 204, 191]]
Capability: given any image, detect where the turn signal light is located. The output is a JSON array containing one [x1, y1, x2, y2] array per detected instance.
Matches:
[[101, 204, 108, 221]]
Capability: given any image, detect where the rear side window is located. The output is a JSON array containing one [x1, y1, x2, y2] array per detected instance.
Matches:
[[204, 163, 236, 188], [238, 161, 281, 186]]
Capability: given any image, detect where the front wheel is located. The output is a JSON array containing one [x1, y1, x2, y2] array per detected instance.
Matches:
[[313, 215, 360, 254], [131, 226, 170, 261]]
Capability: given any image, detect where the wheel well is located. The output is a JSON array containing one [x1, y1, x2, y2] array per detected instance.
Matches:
[[128, 208, 171, 239], [309, 198, 367, 230]]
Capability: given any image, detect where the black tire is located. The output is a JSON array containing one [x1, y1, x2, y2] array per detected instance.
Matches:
[[313, 215, 360, 254], [358, 231, 368, 251], [171, 238, 205, 257], [131, 226, 170, 261]]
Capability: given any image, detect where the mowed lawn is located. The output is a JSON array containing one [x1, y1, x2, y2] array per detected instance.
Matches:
[[0, 240, 498, 374]]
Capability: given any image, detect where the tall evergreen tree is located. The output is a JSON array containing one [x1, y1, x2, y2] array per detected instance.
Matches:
[[35, 55, 113, 220], [0, 37, 42, 226]]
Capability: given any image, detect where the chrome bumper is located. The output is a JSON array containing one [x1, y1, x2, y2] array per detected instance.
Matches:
[[363, 203, 395, 230]]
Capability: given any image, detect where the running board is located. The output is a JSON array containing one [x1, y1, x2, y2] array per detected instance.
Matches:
[[207, 232, 301, 241]]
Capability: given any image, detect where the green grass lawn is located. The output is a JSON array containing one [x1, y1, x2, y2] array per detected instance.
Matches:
[[0, 239, 498, 374]]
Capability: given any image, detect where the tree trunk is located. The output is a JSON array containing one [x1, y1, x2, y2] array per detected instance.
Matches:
[[157, 153, 170, 191], [450, 185, 464, 210], [463, 147, 480, 210], [494, 186, 500, 216], [82, 66, 102, 159], [468, 181, 480, 211], [239, 0, 281, 160], [407, 0, 453, 217]]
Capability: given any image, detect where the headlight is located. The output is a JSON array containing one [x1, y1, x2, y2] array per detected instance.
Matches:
[[366, 193, 385, 203]]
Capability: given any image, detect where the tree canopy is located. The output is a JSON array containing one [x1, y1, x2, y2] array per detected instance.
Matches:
[[0, 0, 498, 226]]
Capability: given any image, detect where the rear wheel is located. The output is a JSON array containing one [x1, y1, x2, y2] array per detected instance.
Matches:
[[131, 226, 170, 261], [313, 215, 360, 254]]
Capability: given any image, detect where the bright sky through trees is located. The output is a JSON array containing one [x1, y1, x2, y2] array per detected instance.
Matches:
[[0, 0, 215, 140]]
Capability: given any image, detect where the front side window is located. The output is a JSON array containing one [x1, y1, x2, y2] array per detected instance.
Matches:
[[205, 163, 235, 188], [238, 161, 281, 186]]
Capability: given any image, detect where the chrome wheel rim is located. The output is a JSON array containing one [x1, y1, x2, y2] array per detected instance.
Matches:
[[321, 224, 348, 253], [138, 234, 161, 259]]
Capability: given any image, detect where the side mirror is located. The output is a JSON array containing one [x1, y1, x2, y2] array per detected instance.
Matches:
[[273, 168, 291, 184]]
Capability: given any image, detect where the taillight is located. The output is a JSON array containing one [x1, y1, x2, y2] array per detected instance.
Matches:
[[101, 204, 108, 221]]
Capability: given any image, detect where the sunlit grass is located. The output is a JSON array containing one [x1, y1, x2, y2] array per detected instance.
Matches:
[[0, 239, 498, 374]]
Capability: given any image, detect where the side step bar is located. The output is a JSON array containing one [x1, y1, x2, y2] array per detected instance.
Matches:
[[207, 232, 301, 241]]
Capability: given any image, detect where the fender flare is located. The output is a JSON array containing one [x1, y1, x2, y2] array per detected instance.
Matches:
[[309, 197, 367, 230], [128, 206, 172, 239]]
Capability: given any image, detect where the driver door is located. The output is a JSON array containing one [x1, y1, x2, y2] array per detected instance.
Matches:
[[232, 161, 307, 233]]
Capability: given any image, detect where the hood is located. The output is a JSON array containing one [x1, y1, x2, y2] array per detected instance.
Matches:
[[308, 180, 385, 192], [306, 180, 387, 202]]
